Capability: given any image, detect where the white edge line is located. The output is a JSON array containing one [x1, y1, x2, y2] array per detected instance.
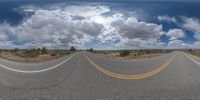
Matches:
[[0, 53, 77, 73], [184, 53, 200, 66]]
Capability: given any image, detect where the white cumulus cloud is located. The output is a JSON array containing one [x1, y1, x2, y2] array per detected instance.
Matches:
[[157, 15, 176, 23], [0, 5, 109, 49], [1, 4, 194, 49], [166, 28, 185, 40], [168, 40, 190, 49], [182, 17, 200, 40]]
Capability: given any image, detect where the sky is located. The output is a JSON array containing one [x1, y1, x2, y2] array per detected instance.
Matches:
[[0, 0, 200, 50], [0, 0, 200, 2]]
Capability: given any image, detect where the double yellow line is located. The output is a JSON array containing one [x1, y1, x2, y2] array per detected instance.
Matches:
[[84, 53, 176, 80]]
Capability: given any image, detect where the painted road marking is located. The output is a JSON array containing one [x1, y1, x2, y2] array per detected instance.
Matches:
[[84, 53, 176, 80], [184, 53, 200, 66], [0, 53, 77, 73]]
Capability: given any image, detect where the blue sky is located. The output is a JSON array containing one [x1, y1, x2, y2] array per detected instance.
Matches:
[[0, 0, 200, 49]]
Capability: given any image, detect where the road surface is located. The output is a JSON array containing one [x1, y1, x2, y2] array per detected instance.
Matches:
[[0, 51, 200, 100]]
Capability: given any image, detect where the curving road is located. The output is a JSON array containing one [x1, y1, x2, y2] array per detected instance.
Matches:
[[0, 51, 200, 100]]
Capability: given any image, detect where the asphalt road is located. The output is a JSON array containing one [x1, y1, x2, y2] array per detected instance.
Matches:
[[0, 51, 200, 100]]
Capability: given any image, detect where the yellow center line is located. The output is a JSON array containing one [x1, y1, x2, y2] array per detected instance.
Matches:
[[84, 53, 176, 80]]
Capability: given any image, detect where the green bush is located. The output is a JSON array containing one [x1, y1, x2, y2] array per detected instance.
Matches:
[[120, 50, 130, 57]]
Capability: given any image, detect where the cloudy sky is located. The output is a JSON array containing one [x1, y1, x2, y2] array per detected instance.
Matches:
[[0, 0, 200, 49]]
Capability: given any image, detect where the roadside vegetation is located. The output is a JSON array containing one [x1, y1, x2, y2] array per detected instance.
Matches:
[[86, 48, 94, 52], [184, 49, 200, 57], [119, 50, 130, 57], [0, 46, 77, 62], [94, 49, 173, 59]]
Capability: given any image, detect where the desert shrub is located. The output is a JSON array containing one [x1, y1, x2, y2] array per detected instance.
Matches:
[[27, 52, 38, 57], [59, 51, 70, 55], [18, 50, 39, 58], [51, 53, 57, 56], [188, 49, 193, 52], [19, 53, 38, 58], [15, 53, 21, 56], [144, 50, 151, 54], [36, 48, 41, 54], [120, 50, 130, 57], [138, 49, 144, 55], [66, 51, 70, 55], [58, 52, 64, 55]]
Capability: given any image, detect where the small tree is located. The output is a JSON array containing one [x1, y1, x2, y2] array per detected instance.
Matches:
[[120, 50, 130, 57], [89, 48, 93, 52], [42, 47, 47, 54], [69, 46, 76, 51]]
